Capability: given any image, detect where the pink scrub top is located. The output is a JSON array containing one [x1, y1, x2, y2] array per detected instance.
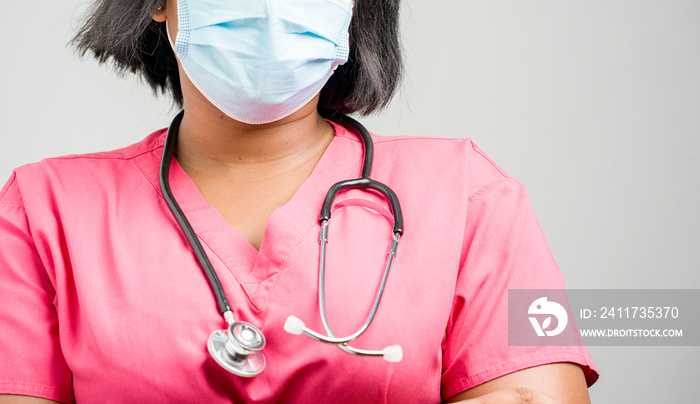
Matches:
[[0, 122, 598, 403]]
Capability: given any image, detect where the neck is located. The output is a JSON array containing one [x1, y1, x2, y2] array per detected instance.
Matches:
[[174, 101, 335, 182]]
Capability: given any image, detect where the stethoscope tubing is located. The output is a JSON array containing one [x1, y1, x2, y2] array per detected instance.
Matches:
[[159, 109, 405, 373], [317, 110, 404, 235], [317, 221, 400, 344], [159, 110, 233, 316]]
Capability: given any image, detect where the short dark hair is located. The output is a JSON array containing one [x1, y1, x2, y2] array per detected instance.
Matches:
[[71, 0, 403, 116]]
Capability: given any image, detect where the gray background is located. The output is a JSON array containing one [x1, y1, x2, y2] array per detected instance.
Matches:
[[1, 0, 698, 402]]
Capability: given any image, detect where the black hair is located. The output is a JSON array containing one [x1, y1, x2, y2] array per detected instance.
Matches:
[[71, 0, 403, 116]]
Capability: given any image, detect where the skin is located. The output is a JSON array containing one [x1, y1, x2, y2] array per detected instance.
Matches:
[[154, 0, 335, 252], [0, 1, 592, 402]]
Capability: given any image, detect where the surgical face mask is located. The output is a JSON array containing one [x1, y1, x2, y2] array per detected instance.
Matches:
[[170, 0, 353, 124]]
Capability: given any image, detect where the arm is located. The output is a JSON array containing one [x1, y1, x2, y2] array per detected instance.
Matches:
[[446, 363, 590, 404], [0, 173, 74, 402], [0, 396, 62, 404], [441, 164, 597, 401]]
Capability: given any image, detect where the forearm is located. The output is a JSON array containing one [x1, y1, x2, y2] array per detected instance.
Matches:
[[445, 363, 591, 404]]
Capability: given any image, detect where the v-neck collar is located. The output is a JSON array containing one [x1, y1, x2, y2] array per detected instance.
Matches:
[[140, 121, 363, 310]]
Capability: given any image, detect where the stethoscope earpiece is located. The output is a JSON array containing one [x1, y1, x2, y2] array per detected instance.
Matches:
[[284, 315, 403, 363], [207, 321, 266, 377]]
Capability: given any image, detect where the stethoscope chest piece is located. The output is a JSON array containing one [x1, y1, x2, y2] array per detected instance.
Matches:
[[207, 321, 266, 377]]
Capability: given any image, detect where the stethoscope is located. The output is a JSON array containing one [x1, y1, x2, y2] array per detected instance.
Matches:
[[159, 110, 404, 377]]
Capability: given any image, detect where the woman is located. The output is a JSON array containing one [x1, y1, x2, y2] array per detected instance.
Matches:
[[0, 0, 598, 402]]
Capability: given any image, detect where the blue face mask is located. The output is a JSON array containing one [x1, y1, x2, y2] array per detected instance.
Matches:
[[171, 0, 353, 124]]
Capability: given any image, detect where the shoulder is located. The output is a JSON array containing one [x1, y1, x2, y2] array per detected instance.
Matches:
[[368, 133, 512, 196], [0, 129, 167, 208], [13, 128, 165, 174]]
